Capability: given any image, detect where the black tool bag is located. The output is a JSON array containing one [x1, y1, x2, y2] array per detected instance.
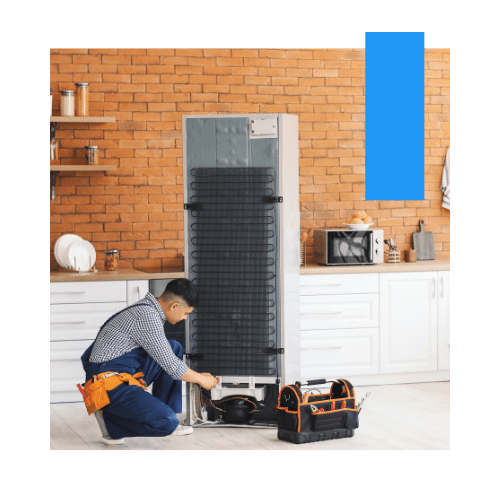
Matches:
[[276, 378, 359, 444]]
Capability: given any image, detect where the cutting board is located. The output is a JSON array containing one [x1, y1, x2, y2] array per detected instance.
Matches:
[[412, 220, 435, 260]]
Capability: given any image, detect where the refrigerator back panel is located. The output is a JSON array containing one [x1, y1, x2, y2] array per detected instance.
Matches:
[[185, 116, 281, 379]]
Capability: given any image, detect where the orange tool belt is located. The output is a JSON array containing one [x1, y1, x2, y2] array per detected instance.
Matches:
[[77, 371, 148, 416]]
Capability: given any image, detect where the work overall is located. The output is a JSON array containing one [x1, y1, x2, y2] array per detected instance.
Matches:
[[81, 303, 183, 440]]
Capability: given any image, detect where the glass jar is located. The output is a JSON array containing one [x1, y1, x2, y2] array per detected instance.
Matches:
[[50, 138, 58, 160], [104, 250, 118, 271], [75, 83, 89, 116], [60, 90, 75, 116], [85, 146, 99, 165]]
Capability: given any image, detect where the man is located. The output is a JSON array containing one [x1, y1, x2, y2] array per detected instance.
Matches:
[[81, 278, 219, 445]]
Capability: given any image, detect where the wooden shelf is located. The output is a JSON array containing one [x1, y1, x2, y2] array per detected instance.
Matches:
[[50, 116, 115, 123], [50, 164, 117, 171]]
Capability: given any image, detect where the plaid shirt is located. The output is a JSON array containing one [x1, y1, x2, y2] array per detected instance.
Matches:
[[89, 292, 188, 380]]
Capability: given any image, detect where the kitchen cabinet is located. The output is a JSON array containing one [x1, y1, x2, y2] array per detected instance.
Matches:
[[379, 272, 438, 374], [300, 273, 380, 379], [50, 280, 147, 403], [300, 269, 450, 385], [437, 271, 450, 370]]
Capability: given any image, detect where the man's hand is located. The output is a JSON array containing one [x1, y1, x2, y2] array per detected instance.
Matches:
[[180, 367, 220, 390], [198, 373, 220, 390]]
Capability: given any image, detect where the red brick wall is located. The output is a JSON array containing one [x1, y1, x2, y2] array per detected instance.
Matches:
[[50, 48, 450, 271]]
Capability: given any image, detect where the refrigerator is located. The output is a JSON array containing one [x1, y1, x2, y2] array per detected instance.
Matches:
[[182, 113, 300, 424]]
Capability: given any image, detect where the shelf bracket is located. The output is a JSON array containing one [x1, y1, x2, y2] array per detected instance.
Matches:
[[51, 171, 59, 200], [50, 121, 57, 141]]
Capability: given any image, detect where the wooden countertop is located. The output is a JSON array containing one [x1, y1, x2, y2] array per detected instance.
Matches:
[[50, 260, 449, 282], [50, 268, 184, 282], [300, 260, 450, 274]]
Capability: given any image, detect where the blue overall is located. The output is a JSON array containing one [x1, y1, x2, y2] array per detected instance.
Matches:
[[81, 303, 183, 440]]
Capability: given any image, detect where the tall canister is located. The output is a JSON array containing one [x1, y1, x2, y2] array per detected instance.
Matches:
[[75, 83, 89, 116]]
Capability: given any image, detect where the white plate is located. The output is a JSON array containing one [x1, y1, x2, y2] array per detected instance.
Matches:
[[66, 240, 96, 271], [343, 223, 374, 230], [55, 234, 83, 268]]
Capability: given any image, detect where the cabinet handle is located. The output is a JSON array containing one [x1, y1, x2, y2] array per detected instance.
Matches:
[[50, 321, 86, 325], [51, 291, 85, 295], [440, 276, 444, 297], [432, 278, 436, 298], [300, 283, 342, 287], [301, 346, 343, 350], [300, 311, 342, 315]]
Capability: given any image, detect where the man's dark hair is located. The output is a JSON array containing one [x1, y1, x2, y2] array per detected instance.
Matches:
[[161, 278, 199, 308]]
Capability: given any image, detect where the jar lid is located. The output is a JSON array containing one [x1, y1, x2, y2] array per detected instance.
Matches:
[[76, 82, 89, 87], [85, 146, 98, 149], [105, 250, 118, 255], [61, 90, 74, 95]]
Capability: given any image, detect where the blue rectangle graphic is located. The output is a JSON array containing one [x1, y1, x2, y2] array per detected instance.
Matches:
[[365, 32, 424, 200]]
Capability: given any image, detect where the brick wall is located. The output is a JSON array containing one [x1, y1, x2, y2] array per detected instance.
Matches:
[[50, 48, 450, 271]]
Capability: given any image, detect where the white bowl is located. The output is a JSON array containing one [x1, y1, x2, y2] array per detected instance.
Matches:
[[343, 223, 374, 230]]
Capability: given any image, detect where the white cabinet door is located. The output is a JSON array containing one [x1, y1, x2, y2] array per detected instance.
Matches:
[[437, 271, 450, 370], [127, 280, 150, 305], [50, 281, 127, 304], [301, 293, 379, 330], [50, 302, 126, 341], [50, 339, 94, 403], [301, 328, 379, 378], [300, 273, 378, 295], [380, 272, 438, 374]]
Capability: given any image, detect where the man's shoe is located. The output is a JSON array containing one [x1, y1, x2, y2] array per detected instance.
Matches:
[[171, 424, 193, 436], [101, 436, 125, 445], [94, 410, 124, 445]]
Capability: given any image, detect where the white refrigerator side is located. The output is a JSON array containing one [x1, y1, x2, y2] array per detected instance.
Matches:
[[278, 113, 300, 386]]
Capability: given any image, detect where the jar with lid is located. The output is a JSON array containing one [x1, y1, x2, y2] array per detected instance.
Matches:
[[60, 90, 75, 116], [104, 250, 118, 271], [75, 83, 89, 116], [85, 146, 99, 165]]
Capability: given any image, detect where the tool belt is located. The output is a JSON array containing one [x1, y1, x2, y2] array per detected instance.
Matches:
[[276, 378, 360, 444], [77, 371, 148, 416]]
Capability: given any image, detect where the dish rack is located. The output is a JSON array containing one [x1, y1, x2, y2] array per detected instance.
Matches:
[[59, 256, 98, 273]]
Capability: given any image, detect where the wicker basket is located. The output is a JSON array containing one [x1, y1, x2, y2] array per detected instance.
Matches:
[[385, 250, 401, 263]]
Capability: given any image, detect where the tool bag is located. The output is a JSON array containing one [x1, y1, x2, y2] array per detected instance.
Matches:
[[276, 378, 359, 444]]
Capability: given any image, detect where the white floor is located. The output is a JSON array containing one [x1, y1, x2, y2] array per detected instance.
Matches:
[[50, 381, 449, 450]]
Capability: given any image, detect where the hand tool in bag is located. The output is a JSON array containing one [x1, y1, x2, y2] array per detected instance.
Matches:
[[356, 391, 371, 410]]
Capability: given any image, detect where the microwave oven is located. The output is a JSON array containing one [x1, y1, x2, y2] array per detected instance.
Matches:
[[314, 228, 384, 265]]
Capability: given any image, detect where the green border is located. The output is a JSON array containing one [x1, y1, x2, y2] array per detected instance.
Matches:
[[10, 1, 484, 492]]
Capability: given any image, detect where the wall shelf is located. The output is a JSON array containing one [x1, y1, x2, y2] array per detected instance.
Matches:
[[50, 164, 117, 172], [50, 116, 115, 123], [50, 115, 117, 200]]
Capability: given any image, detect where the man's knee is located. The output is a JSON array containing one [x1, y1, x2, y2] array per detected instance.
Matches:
[[147, 414, 179, 437], [168, 339, 183, 358]]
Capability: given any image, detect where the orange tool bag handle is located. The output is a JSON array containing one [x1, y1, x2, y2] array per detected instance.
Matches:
[[77, 372, 148, 416]]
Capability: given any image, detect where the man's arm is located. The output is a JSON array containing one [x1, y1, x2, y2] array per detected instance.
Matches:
[[179, 367, 219, 390]]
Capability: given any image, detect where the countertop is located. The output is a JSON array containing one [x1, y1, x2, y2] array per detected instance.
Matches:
[[300, 260, 450, 274], [50, 260, 449, 282], [50, 268, 184, 282]]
